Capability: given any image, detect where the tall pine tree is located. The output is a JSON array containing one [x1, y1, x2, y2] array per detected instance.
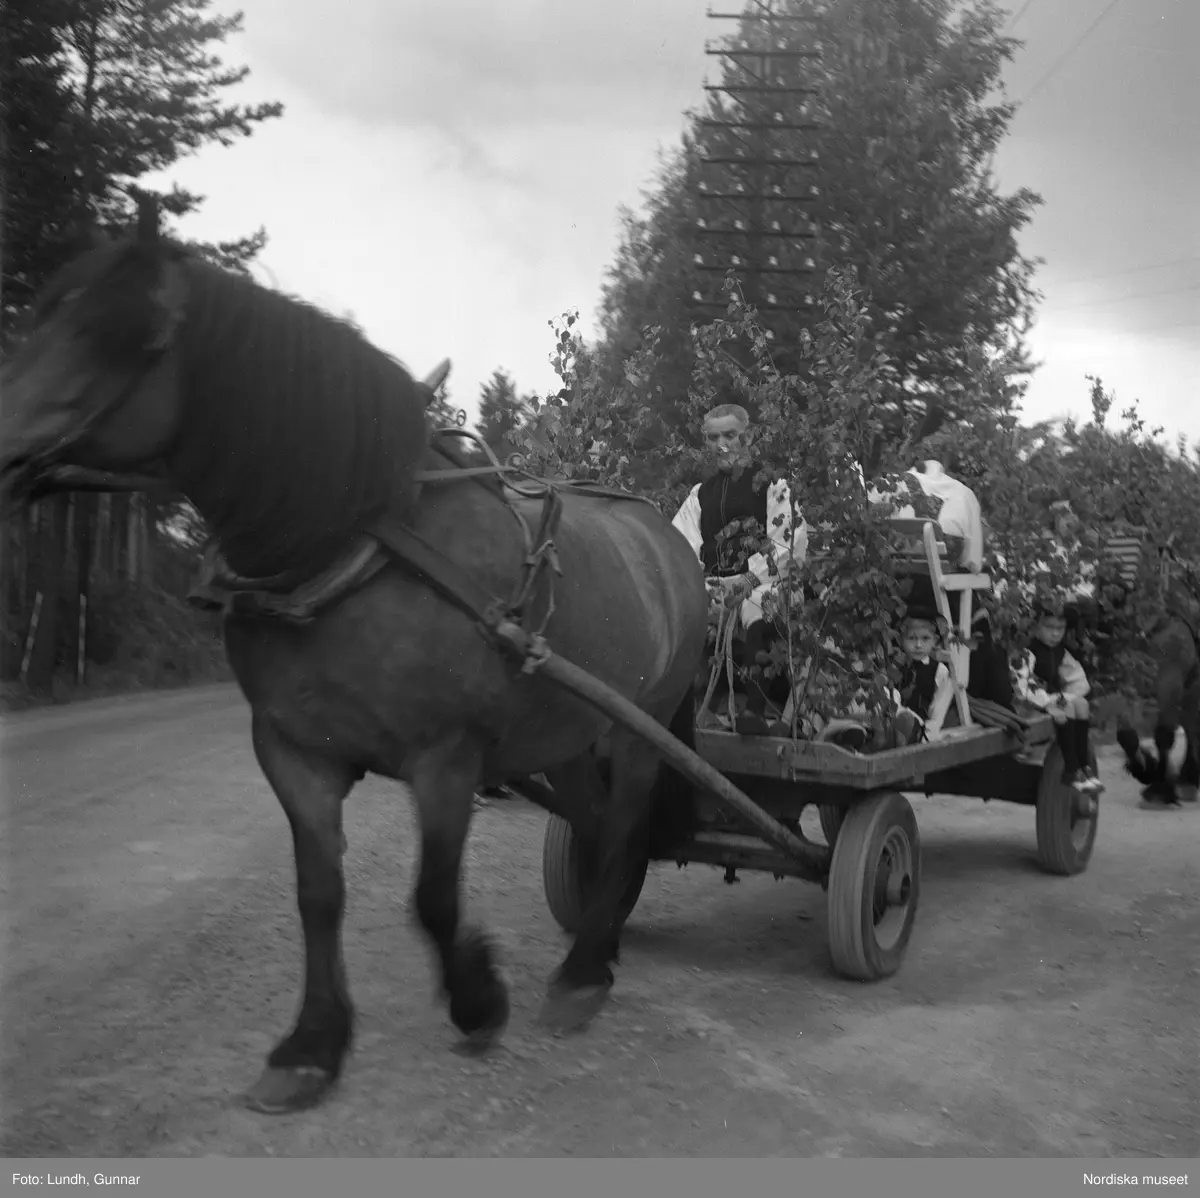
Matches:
[[3, 0, 284, 324], [593, 0, 1041, 466]]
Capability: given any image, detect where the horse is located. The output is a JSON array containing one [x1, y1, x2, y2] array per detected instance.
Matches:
[[0, 207, 710, 1114], [1116, 613, 1200, 805]]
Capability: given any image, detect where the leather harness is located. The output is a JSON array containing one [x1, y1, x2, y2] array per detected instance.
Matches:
[[186, 427, 657, 672]]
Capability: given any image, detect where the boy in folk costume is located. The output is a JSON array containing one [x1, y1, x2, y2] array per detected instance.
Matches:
[[671, 402, 807, 735], [1014, 601, 1104, 794], [892, 609, 952, 745]]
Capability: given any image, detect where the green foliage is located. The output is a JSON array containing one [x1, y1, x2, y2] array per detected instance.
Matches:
[[522, 263, 1198, 733], [591, 0, 1041, 489], [525, 269, 937, 732], [3, 0, 81, 328], [476, 369, 535, 448], [2, 0, 283, 322], [926, 377, 1200, 700], [2, 0, 282, 707]]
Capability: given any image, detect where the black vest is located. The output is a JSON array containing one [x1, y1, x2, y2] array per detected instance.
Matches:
[[1029, 640, 1066, 693], [697, 466, 769, 576], [901, 657, 941, 719]]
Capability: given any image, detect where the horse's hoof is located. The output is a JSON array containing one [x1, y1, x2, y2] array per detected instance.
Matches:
[[1140, 787, 1179, 808], [537, 979, 612, 1034], [453, 998, 510, 1056], [242, 1065, 337, 1114]]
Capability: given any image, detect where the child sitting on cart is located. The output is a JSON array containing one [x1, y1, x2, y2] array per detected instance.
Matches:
[[891, 608, 952, 745], [1014, 599, 1104, 794]]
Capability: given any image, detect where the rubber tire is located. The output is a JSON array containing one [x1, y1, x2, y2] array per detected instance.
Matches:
[[818, 803, 845, 846], [827, 791, 921, 982], [1035, 743, 1099, 876], [541, 814, 649, 935]]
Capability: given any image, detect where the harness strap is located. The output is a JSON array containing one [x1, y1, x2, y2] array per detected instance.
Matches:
[[363, 512, 560, 668], [503, 486, 565, 636], [362, 515, 498, 623], [191, 536, 389, 624], [187, 422, 650, 670]]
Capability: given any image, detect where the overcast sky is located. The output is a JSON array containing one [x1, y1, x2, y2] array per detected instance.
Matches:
[[158, 0, 1198, 443]]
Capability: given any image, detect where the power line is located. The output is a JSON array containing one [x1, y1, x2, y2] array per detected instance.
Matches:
[[1053, 283, 1200, 313], [1071, 317, 1200, 337], [1007, 0, 1035, 30], [1053, 255, 1200, 288], [1137, 320, 1200, 336], [1019, 0, 1125, 105]]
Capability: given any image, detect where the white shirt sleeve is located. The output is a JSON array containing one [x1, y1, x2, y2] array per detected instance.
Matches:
[[671, 484, 704, 564], [959, 485, 985, 573], [747, 479, 807, 583], [923, 477, 984, 572], [1059, 650, 1090, 699]]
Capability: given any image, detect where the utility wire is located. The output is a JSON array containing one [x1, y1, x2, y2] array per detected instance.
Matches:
[[1019, 0, 1125, 105], [1054, 255, 1200, 289], [1053, 283, 1200, 313], [1007, 0, 1035, 31]]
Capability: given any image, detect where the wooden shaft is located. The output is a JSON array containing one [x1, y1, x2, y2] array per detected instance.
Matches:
[[493, 622, 828, 870]]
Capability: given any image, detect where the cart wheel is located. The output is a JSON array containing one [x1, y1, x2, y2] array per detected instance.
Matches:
[[827, 791, 920, 982], [541, 814, 648, 935], [818, 803, 845, 846], [1035, 743, 1099, 876]]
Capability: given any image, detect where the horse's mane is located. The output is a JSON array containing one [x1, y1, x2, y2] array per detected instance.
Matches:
[[168, 252, 431, 576]]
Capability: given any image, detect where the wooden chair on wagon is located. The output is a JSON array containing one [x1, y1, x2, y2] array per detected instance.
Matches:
[[887, 517, 993, 740]]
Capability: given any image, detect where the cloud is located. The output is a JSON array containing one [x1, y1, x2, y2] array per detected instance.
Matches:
[[239, 0, 712, 136], [165, 0, 1197, 442]]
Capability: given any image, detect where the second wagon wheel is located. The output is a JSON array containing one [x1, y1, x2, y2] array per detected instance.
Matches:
[[827, 790, 921, 981], [813, 720, 870, 847], [818, 804, 845, 846], [1034, 742, 1100, 875], [541, 814, 649, 935]]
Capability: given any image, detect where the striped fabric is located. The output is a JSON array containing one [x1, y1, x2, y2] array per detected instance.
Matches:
[[1101, 532, 1146, 586]]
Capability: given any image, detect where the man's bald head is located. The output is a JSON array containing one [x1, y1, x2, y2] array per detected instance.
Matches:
[[702, 404, 751, 473]]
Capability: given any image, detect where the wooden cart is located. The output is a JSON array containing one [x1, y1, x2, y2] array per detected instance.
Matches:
[[526, 518, 1101, 984]]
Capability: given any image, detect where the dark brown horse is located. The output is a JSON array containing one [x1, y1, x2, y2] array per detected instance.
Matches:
[[1117, 613, 1200, 804], [0, 211, 709, 1113]]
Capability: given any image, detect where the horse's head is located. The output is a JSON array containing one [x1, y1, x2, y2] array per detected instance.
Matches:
[[0, 196, 186, 513]]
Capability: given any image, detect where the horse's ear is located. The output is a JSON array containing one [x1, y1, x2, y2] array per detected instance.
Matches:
[[422, 358, 452, 395], [148, 258, 189, 351]]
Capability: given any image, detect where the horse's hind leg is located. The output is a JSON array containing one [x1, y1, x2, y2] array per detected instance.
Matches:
[[541, 726, 660, 1032], [410, 730, 510, 1049], [244, 713, 358, 1114]]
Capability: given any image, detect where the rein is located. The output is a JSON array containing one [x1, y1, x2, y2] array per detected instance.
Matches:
[[190, 422, 655, 672]]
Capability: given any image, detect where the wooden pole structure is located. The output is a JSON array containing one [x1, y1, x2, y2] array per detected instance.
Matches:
[[20, 592, 43, 684], [692, 0, 823, 328]]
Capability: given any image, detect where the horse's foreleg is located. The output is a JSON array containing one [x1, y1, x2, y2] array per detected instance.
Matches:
[[541, 728, 660, 1032], [410, 731, 510, 1050], [244, 713, 357, 1114]]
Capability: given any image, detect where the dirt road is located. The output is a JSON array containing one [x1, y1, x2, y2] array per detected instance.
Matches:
[[2, 684, 1197, 1157]]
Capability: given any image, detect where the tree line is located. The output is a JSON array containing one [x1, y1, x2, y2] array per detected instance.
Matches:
[[4, 0, 1195, 713], [2, 0, 281, 698]]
